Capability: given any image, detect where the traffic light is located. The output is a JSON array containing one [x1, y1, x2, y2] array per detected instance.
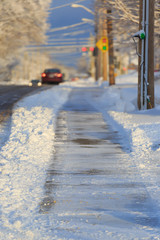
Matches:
[[82, 47, 87, 52], [102, 38, 107, 52], [81, 47, 95, 52], [96, 37, 108, 52], [89, 47, 94, 52]]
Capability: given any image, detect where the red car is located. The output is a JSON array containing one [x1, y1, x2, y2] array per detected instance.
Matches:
[[41, 68, 63, 84]]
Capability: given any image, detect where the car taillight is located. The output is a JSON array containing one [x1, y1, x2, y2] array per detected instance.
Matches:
[[57, 73, 62, 77], [41, 73, 46, 77]]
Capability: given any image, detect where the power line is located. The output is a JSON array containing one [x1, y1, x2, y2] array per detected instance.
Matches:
[[49, 0, 85, 11], [49, 22, 86, 32], [30, 42, 89, 47], [47, 38, 90, 42]]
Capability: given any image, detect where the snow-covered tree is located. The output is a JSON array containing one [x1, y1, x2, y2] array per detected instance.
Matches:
[[0, 0, 51, 81]]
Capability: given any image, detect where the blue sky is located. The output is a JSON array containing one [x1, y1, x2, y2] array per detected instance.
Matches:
[[47, 0, 95, 68]]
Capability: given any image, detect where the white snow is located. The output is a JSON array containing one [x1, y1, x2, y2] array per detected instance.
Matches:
[[1, 71, 160, 239]]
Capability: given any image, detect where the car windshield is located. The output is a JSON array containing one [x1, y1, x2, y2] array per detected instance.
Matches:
[[31, 80, 39, 83], [44, 69, 60, 73]]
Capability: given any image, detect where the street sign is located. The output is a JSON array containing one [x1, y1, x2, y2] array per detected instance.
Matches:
[[96, 37, 108, 52]]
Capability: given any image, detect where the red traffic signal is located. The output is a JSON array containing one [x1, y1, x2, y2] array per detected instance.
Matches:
[[82, 47, 94, 52], [89, 47, 94, 52], [82, 47, 87, 52]]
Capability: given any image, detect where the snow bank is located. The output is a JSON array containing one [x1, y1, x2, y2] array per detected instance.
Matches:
[[0, 86, 71, 239]]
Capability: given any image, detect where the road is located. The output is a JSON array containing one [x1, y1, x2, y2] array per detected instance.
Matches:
[[0, 85, 50, 122], [39, 88, 159, 239]]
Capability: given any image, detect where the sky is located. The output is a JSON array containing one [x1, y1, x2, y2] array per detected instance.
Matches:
[[46, 0, 95, 68], [1, 71, 160, 239]]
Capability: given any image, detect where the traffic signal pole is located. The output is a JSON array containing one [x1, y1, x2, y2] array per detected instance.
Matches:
[[102, 12, 107, 81], [98, 8, 102, 80], [102, 9, 107, 81], [96, 9, 108, 81], [95, 0, 115, 84]]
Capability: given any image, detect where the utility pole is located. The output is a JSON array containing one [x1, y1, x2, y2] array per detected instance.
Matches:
[[95, 0, 108, 81], [102, 7, 108, 81], [107, 9, 115, 85], [94, 0, 101, 81], [137, 0, 155, 109], [97, 8, 103, 80]]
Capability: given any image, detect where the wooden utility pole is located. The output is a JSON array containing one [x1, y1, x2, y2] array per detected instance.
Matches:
[[102, 7, 108, 81], [95, 0, 102, 81], [97, 10, 103, 80], [138, 0, 155, 109], [95, 0, 108, 81], [107, 9, 115, 85]]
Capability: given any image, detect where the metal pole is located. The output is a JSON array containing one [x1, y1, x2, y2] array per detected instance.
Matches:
[[138, 0, 143, 109], [140, 0, 146, 109], [144, 0, 149, 109], [147, 0, 155, 108], [138, 0, 155, 109]]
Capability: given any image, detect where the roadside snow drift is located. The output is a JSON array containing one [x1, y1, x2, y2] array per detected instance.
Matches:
[[0, 86, 71, 239]]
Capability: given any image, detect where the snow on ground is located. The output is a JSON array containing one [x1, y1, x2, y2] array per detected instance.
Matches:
[[0, 86, 71, 239], [1, 71, 160, 239]]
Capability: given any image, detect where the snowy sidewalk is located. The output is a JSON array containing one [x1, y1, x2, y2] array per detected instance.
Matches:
[[39, 89, 160, 239]]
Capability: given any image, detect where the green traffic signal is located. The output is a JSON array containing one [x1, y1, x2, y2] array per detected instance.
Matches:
[[102, 46, 106, 51]]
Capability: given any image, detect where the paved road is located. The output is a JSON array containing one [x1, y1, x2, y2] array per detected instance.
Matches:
[[40, 88, 159, 239], [0, 85, 50, 122]]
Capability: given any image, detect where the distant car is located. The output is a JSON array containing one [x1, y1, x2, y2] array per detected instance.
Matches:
[[29, 79, 42, 87], [71, 76, 79, 81], [70, 73, 89, 81], [41, 68, 63, 84]]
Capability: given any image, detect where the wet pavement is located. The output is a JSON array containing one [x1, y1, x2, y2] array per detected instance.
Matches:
[[40, 89, 159, 238]]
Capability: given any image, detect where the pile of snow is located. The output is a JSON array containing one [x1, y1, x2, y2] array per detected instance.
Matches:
[[0, 86, 71, 239]]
